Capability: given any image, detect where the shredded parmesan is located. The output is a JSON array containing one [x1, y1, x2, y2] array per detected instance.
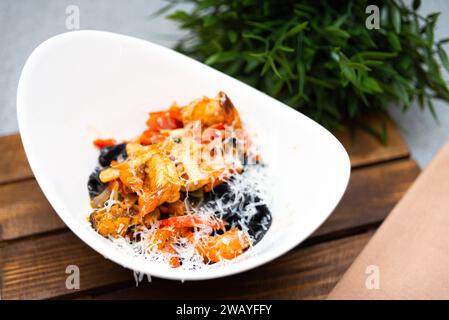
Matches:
[[108, 164, 271, 277], [89, 93, 273, 283]]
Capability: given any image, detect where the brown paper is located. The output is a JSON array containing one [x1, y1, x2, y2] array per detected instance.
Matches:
[[328, 142, 449, 300]]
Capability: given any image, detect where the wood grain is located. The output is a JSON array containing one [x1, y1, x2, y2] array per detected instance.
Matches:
[[0, 229, 372, 300], [334, 116, 410, 168], [0, 179, 65, 240], [0, 135, 33, 185], [0, 231, 134, 300], [313, 159, 420, 238], [93, 232, 373, 300], [0, 159, 418, 299]]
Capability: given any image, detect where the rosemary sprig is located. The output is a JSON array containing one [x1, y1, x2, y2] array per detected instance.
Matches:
[[164, 0, 449, 140]]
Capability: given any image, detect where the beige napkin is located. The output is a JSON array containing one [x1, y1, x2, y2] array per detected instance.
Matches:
[[328, 142, 449, 299]]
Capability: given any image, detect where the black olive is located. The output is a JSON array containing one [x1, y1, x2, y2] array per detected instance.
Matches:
[[98, 143, 127, 167], [88, 143, 128, 200], [87, 167, 106, 199], [247, 203, 272, 244], [206, 180, 232, 197]]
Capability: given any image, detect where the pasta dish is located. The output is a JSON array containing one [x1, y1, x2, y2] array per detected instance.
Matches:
[[87, 92, 271, 268]]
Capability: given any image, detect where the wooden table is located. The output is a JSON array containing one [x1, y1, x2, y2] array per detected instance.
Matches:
[[0, 117, 420, 299]]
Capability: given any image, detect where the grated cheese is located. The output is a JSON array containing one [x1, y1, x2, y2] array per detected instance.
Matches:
[[108, 163, 271, 277]]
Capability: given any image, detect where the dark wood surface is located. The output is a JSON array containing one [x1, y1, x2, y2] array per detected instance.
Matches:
[[0, 120, 420, 299]]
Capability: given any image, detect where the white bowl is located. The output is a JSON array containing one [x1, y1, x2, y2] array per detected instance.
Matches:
[[17, 30, 350, 281]]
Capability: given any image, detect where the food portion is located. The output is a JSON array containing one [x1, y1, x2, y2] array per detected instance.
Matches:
[[88, 92, 271, 268]]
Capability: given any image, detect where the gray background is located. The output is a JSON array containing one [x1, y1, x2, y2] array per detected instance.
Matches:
[[1, 0, 449, 168]]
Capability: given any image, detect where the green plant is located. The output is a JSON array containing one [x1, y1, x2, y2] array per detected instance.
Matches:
[[163, 0, 449, 141]]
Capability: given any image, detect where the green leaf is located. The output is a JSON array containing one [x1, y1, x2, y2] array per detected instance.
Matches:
[[427, 12, 441, 22], [437, 45, 449, 73], [324, 26, 350, 39], [330, 51, 340, 62], [275, 54, 295, 77], [364, 60, 384, 66], [228, 31, 238, 44], [354, 51, 398, 60], [242, 33, 267, 43], [333, 12, 349, 28], [149, 3, 175, 19], [269, 57, 282, 79], [428, 99, 439, 123], [362, 77, 383, 93], [202, 15, 218, 27], [246, 21, 273, 31], [205, 51, 240, 65], [391, 5, 401, 33], [244, 59, 260, 73], [297, 61, 306, 96], [285, 22, 308, 39], [393, 82, 410, 109], [346, 62, 371, 72], [412, 0, 421, 10], [277, 45, 295, 53], [307, 76, 338, 89], [426, 12, 441, 46], [381, 5, 389, 27], [387, 32, 402, 51], [340, 63, 357, 85], [167, 10, 190, 22]]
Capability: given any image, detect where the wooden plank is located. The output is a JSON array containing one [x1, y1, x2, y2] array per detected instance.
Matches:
[[1, 229, 372, 300], [313, 159, 420, 238], [334, 116, 410, 168], [0, 231, 134, 300], [0, 134, 33, 184], [0, 180, 65, 240], [95, 232, 373, 300], [0, 158, 419, 242], [0, 159, 418, 300]]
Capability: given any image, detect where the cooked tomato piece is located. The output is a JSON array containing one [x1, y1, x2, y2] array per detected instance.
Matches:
[[139, 129, 168, 145], [146, 111, 183, 130], [93, 138, 116, 149], [169, 105, 183, 122]]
